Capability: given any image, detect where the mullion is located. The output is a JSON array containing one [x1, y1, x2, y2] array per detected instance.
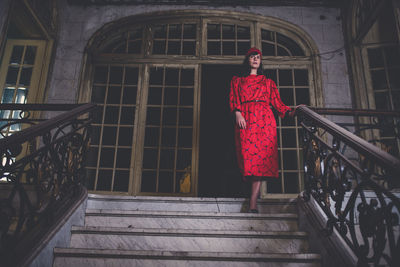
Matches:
[[180, 24, 184, 55], [156, 67, 166, 192], [173, 68, 182, 192]]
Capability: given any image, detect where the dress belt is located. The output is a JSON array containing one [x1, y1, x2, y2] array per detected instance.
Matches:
[[241, 100, 266, 104]]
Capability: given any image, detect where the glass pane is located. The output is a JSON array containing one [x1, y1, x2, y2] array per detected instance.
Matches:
[[113, 43, 126, 53], [277, 46, 290, 56], [182, 41, 196, 55], [6, 66, 18, 85], [128, 40, 142, 54], [24, 46, 37, 64], [163, 108, 177, 126], [393, 91, 400, 110], [148, 87, 162, 105], [114, 170, 129, 192], [180, 87, 194, 106], [153, 40, 166, 54], [237, 42, 250, 55], [86, 169, 96, 190], [109, 66, 123, 84], [120, 107, 135, 125], [183, 24, 196, 39], [107, 86, 122, 104], [86, 147, 99, 167], [262, 30, 274, 41], [176, 149, 191, 170], [281, 129, 297, 148], [129, 28, 143, 40], [388, 68, 400, 89], [102, 126, 117, 145], [169, 24, 182, 39], [94, 66, 108, 84], [92, 86, 106, 103], [223, 41, 235, 55], [277, 33, 304, 56], [167, 41, 181, 55], [208, 41, 220, 55], [384, 46, 400, 68], [16, 88, 27, 104], [374, 92, 389, 109], [222, 24, 235, 39], [283, 150, 298, 170], [264, 69, 277, 82], [125, 67, 138, 85], [280, 88, 294, 106], [9, 46, 24, 64], [178, 127, 192, 148], [153, 25, 167, 38], [164, 87, 178, 105], [144, 127, 160, 147], [161, 127, 176, 147], [122, 86, 137, 104], [91, 126, 101, 145], [19, 67, 33, 86], [237, 26, 250, 39], [165, 69, 179, 85], [159, 149, 175, 169], [295, 88, 310, 105], [92, 108, 104, 124], [141, 171, 156, 192], [118, 127, 133, 146], [207, 24, 220, 39], [371, 70, 387, 89], [266, 174, 282, 193], [150, 68, 163, 85], [294, 69, 308, 86], [368, 48, 384, 68], [104, 106, 119, 124], [159, 171, 173, 193], [97, 170, 112, 191], [100, 147, 115, 167], [284, 173, 299, 193], [143, 148, 158, 169], [279, 70, 292, 86], [116, 148, 132, 168], [146, 107, 161, 125], [262, 42, 275, 56], [181, 69, 194, 85], [179, 108, 193, 126]]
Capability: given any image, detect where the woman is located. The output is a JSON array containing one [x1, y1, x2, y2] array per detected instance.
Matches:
[[229, 47, 292, 213]]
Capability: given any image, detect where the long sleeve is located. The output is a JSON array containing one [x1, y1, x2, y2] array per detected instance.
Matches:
[[229, 76, 242, 113], [268, 78, 291, 118]]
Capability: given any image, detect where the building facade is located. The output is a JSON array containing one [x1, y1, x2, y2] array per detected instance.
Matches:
[[0, 0, 399, 198]]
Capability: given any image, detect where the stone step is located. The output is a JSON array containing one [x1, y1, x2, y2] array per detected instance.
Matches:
[[70, 226, 309, 254], [87, 194, 297, 214], [53, 248, 321, 267], [85, 209, 299, 231]]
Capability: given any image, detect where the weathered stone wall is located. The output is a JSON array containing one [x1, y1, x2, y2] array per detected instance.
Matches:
[[49, 0, 351, 108]]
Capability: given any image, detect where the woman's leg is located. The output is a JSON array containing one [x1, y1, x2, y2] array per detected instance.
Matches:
[[249, 180, 261, 210]]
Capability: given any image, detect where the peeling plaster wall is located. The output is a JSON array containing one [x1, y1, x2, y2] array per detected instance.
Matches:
[[49, 0, 351, 109]]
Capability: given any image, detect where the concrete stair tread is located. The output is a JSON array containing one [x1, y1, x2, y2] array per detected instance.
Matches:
[[85, 209, 298, 219], [71, 226, 308, 238], [54, 247, 321, 261]]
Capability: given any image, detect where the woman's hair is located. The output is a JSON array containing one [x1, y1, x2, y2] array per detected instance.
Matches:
[[240, 51, 264, 77]]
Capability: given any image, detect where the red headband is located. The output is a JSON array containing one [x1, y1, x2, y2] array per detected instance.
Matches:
[[246, 47, 262, 57]]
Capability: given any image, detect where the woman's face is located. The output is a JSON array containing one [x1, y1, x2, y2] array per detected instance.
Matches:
[[249, 54, 261, 70]]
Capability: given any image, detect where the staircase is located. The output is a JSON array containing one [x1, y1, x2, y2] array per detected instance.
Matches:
[[53, 194, 321, 266]]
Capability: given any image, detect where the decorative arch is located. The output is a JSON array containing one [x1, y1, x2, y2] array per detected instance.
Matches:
[[79, 9, 323, 196]]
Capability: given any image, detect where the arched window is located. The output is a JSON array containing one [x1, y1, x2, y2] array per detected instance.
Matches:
[[82, 10, 321, 196]]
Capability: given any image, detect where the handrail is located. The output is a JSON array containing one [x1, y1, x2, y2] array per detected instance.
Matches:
[[296, 105, 400, 267], [296, 106, 400, 175], [0, 103, 96, 150], [0, 103, 96, 267]]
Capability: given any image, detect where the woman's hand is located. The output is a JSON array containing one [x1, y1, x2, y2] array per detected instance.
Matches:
[[235, 111, 246, 129], [289, 104, 306, 117]]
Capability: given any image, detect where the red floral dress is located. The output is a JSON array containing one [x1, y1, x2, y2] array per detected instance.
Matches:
[[229, 75, 291, 178]]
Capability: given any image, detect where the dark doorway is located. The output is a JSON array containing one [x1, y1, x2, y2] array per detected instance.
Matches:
[[198, 64, 249, 197]]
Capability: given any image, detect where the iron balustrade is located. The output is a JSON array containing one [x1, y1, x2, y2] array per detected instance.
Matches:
[[296, 105, 400, 267], [0, 103, 96, 267]]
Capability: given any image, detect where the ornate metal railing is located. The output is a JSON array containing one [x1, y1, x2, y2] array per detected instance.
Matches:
[[296, 106, 400, 267], [0, 103, 96, 267]]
